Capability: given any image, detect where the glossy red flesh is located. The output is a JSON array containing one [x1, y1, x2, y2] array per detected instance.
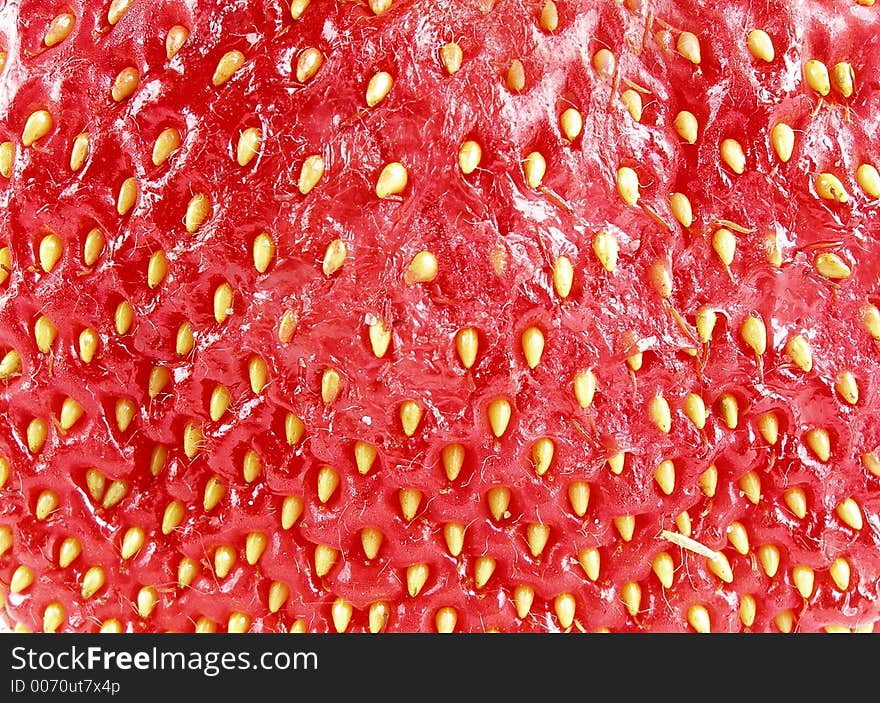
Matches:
[[1, 0, 879, 633]]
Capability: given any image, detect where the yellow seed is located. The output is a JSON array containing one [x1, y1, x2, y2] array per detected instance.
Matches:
[[487, 486, 511, 522], [684, 393, 707, 429], [68, 132, 90, 172], [185, 193, 211, 233], [111, 67, 139, 102], [540, 0, 558, 32], [856, 163, 880, 198], [648, 395, 671, 433], [677, 31, 701, 64], [836, 498, 863, 530], [285, 414, 305, 447], [298, 154, 326, 196], [531, 438, 554, 477], [805, 427, 831, 462], [100, 619, 123, 634], [560, 108, 583, 140], [203, 475, 226, 512], [98, 478, 127, 511], [814, 252, 852, 279], [506, 59, 525, 91], [738, 470, 762, 505], [578, 548, 600, 581], [717, 392, 739, 430], [785, 335, 813, 372], [363, 319, 390, 359], [354, 441, 378, 476], [804, 59, 830, 95], [34, 315, 57, 353], [399, 488, 422, 521], [620, 89, 643, 121], [85, 468, 106, 503], [361, 527, 383, 560], [321, 367, 343, 405], [290, 0, 311, 19], [0, 349, 21, 381], [236, 127, 261, 167], [757, 544, 780, 578], [792, 565, 815, 599], [117, 176, 138, 215], [652, 552, 675, 588], [740, 315, 766, 356], [147, 250, 168, 289], [316, 465, 340, 504], [268, 581, 289, 613], [407, 563, 430, 596], [162, 500, 184, 534], [121, 527, 145, 559], [45, 12, 76, 46], [212, 50, 245, 86], [592, 48, 616, 81], [607, 451, 625, 475], [757, 411, 779, 445], [568, 481, 590, 517], [456, 140, 483, 175], [621, 581, 642, 617], [439, 42, 463, 75], [107, 0, 133, 25], [213, 282, 233, 323], [240, 450, 262, 484], [213, 545, 236, 579], [771, 123, 794, 163], [227, 612, 250, 633], [43, 602, 65, 633], [513, 585, 535, 619], [59, 397, 84, 432], [830, 557, 851, 591], [552, 255, 574, 299], [707, 552, 733, 584], [572, 369, 597, 409], [677, 513, 692, 540], [784, 487, 807, 519], [397, 399, 422, 437], [649, 259, 672, 298], [28, 419, 49, 456], [695, 306, 717, 344], [0, 457, 8, 489], [654, 460, 675, 496], [0, 247, 10, 287], [727, 521, 749, 555], [175, 321, 195, 356], [835, 370, 859, 405], [862, 452, 880, 478], [614, 515, 636, 542], [487, 397, 512, 438], [593, 230, 618, 272], [244, 531, 267, 565], [281, 495, 304, 529], [720, 138, 746, 174], [747, 29, 774, 62], [22, 109, 53, 146], [81, 566, 106, 599], [688, 604, 711, 633], [366, 70, 393, 106], [166, 24, 189, 59], [177, 557, 199, 588], [82, 226, 104, 266], [0, 141, 14, 178], [137, 586, 158, 619], [524, 151, 547, 188], [520, 326, 545, 368], [320, 238, 348, 278], [444, 522, 465, 557], [668, 192, 693, 227], [403, 250, 437, 285], [314, 544, 338, 577], [862, 303, 880, 339], [58, 537, 81, 567], [151, 128, 181, 167], [10, 565, 35, 594], [294, 47, 324, 83], [435, 607, 457, 633], [616, 166, 639, 205], [376, 161, 408, 198], [712, 228, 736, 267], [816, 172, 848, 203], [543, 594, 574, 634], [674, 111, 698, 144], [441, 443, 465, 481], [246, 355, 268, 394], [0, 526, 11, 559], [209, 384, 231, 421]]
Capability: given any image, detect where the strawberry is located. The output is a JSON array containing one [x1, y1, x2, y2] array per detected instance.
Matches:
[[1, 0, 879, 634]]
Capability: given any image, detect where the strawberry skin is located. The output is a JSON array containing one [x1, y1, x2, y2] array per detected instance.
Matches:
[[1, 0, 879, 633]]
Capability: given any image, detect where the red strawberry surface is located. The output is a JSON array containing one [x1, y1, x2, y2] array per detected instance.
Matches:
[[1, 0, 879, 633]]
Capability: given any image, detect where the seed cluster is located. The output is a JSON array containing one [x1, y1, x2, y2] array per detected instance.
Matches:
[[0, 0, 879, 633]]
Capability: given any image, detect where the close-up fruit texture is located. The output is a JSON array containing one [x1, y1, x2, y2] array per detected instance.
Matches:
[[0, 0, 879, 634]]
